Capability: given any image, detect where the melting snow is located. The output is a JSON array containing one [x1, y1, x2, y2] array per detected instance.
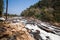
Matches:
[[25, 24, 60, 40], [10, 17, 60, 40]]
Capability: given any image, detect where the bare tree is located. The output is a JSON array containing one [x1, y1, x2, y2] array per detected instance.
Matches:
[[6, 0, 8, 20]]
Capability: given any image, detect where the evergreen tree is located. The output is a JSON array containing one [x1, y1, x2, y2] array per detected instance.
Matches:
[[0, 0, 4, 17]]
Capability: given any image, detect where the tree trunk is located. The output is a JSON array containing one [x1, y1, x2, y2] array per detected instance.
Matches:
[[6, 0, 8, 20], [0, 11, 2, 17]]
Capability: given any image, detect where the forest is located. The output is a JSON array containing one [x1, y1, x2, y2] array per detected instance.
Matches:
[[21, 0, 60, 23]]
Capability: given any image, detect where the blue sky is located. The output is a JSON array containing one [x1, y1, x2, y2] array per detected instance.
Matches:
[[4, 0, 39, 15]]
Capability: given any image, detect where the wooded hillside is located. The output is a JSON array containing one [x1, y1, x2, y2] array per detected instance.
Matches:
[[21, 0, 60, 22]]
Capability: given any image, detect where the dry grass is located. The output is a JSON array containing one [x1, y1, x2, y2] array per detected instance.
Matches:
[[0, 22, 35, 40]]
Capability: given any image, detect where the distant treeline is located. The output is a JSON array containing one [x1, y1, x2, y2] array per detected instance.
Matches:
[[21, 0, 60, 22], [4, 13, 18, 17]]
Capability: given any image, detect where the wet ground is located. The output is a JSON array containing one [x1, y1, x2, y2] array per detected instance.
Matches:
[[6, 17, 60, 40]]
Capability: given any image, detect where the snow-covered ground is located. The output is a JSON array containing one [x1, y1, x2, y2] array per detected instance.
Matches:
[[8, 17, 60, 40], [0, 17, 5, 20], [25, 24, 60, 40]]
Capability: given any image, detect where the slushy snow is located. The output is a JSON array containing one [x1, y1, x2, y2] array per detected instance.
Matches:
[[25, 24, 60, 40]]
